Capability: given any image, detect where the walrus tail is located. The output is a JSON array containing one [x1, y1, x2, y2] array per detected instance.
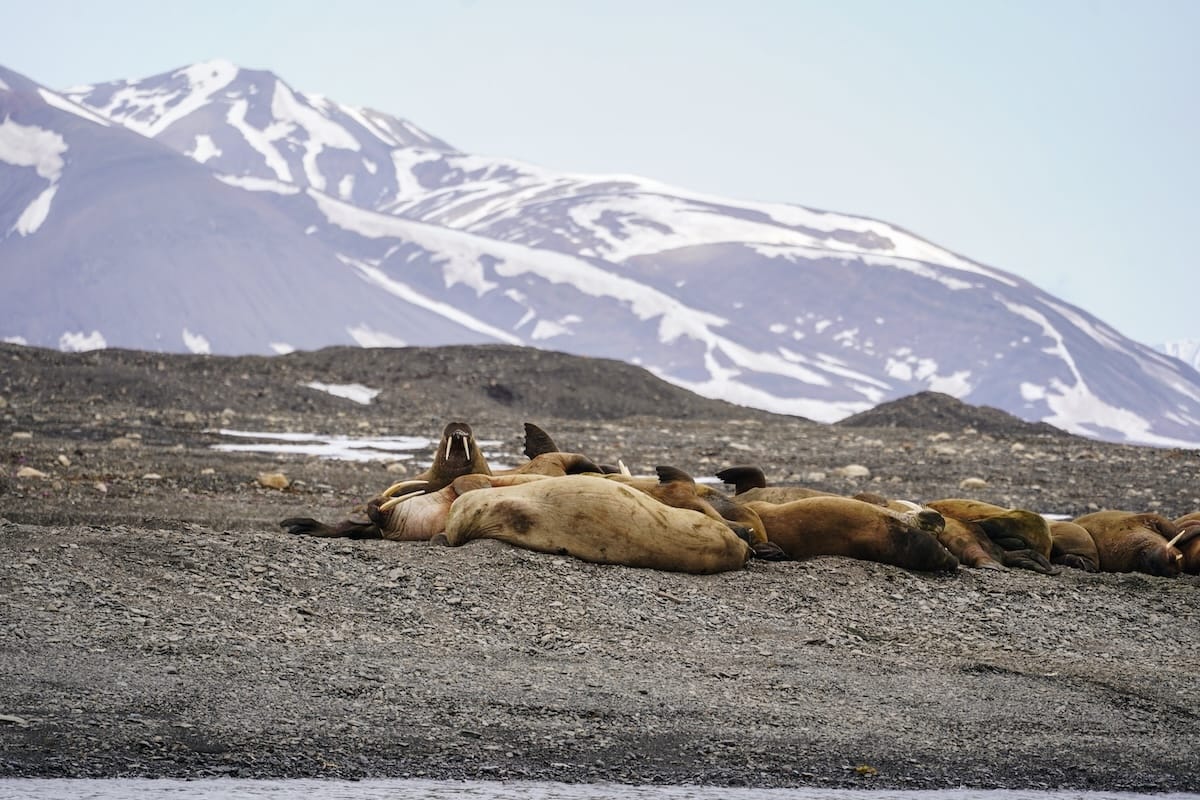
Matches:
[[523, 422, 560, 459], [714, 465, 767, 494], [279, 517, 383, 540]]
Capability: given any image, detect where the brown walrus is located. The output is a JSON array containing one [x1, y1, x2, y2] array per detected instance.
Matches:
[[741, 496, 958, 572], [1172, 512, 1200, 574], [1072, 511, 1184, 577], [1049, 520, 1101, 572], [440, 474, 753, 574], [926, 499, 1058, 574], [932, 516, 1007, 571], [605, 466, 776, 553]]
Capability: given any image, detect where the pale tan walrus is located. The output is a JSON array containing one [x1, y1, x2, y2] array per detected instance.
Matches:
[[440, 474, 753, 574]]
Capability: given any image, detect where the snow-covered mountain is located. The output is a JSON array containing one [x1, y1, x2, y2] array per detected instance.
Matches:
[[1163, 341, 1200, 373], [5, 59, 1200, 448]]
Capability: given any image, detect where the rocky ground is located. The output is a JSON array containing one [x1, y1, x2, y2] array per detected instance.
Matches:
[[1, 343, 1198, 790]]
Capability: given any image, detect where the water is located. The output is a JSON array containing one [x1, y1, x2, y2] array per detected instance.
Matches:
[[0, 780, 1194, 800]]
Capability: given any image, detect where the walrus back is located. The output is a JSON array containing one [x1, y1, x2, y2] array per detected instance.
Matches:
[[443, 475, 751, 574]]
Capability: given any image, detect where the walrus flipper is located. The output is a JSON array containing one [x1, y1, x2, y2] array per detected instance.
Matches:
[[656, 465, 696, 485], [1053, 553, 1099, 573], [1001, 548, 1061, 575], [522, 423, 561, 459], [715, 465, 767, 495], [279, 517, 382, 540], [750, 541, 790, 561]]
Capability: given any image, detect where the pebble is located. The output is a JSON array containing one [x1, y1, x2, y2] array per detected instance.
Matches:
[[257, 472, 290, 490], [15, 466, 48, 479]]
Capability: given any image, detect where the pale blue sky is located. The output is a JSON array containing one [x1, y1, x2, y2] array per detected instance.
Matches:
[[3, 0, 1196, 347]]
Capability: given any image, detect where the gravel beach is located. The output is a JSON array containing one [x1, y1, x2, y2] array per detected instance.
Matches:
[[1, 343, 1198, 791]]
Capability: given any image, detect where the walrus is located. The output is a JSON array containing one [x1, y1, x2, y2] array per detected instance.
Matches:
[[931, 516, 1007, 571], [520, 426, 779, 555], [440, 474, 753, 574], [602, 466, 785, 559], [1072, 511, 1184, 577], [1172, 512, 1200, 574], [280, 420, 492, 539], [1049, 520, 1101, 572], [926, 499, 1058, 574], [741, 496, 958, 572]]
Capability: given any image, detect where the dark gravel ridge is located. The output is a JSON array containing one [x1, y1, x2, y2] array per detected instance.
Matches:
[[1, 343, 1198, 790]]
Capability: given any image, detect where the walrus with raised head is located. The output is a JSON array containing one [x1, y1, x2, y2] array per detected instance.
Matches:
[[741, 495, 958, 572], [1072, 511, 1184, 577], [279, 421, 492, 540], [925, 499, 1058, 574], [440, 474, 754, 574]]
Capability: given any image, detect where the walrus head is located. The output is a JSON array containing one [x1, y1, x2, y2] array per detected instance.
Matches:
[[434, 421, 489, 478], [1137, 545, 1183, 577]]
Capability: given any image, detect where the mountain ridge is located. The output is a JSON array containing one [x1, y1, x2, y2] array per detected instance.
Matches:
[[3, 59, 1200, 448]]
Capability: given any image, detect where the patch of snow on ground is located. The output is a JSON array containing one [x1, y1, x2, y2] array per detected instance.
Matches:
[[13, 185, 58, 236], [211, 429, 504, 462], [3, 336, 28, 345], [189, 134, 221, 163], [37, 88, 111, 126], [270, 342, 295, 355], [270, 79, 359, 192], [0, 117, 66, 180], [226, 98, 292, 182], [215, 174, 300, 194], [346, 323, 408, 348], [531, 315, 580, 341], [59, 331, 106, 352], [657, 368, 870, 423], [182, 329, 211, 355], [302, 381, 381, 405], [343, 258, 518, 345]]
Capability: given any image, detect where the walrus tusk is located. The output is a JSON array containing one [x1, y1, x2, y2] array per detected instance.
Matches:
[[380, 479, 429, 498], [618, 459, 631, 477], [378, 486, 429, 512], [1166, 529, 1187, 549]]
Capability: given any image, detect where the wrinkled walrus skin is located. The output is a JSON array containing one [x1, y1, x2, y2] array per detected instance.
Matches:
[[1073, 511, 1184, 577], [743, 496, 959, 573], [926, 499, 1058, 575], [442, 475, 753, 574], [1049, 520, 1101, 573]]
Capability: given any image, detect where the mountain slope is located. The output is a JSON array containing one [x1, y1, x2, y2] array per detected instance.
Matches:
[[0, 65, 504, 354], [2, 59, 1197, 447]]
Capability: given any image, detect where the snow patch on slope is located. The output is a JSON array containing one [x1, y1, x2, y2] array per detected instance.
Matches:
[[77, 59, 239, 137], [0, 118, 68, 236]]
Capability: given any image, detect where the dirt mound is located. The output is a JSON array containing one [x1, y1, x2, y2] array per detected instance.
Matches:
[[0, 343, 788, 427], [837, 390, 1069, 438]]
